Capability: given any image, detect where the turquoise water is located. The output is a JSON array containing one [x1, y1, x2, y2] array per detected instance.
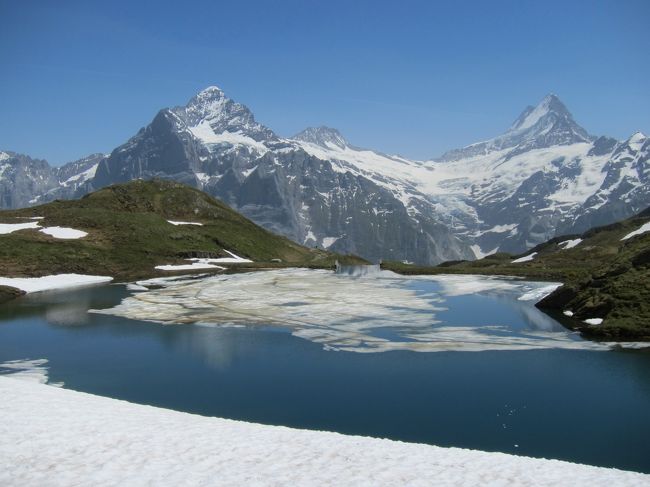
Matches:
[[1, 280, 649, 473]]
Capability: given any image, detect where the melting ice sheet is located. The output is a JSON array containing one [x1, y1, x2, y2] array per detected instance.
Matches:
[[0, 358, 63, 387], [93, 269, 620, 353]]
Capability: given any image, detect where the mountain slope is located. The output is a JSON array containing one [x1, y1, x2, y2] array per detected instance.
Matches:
[[424, 97, 649, 255], [0, 179, 357, 282], [91, 86, 473, 265], [0, 151, 59, 208]]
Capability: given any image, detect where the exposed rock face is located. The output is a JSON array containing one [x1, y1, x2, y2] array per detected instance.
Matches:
[[0, 152, 59, 208], [2, 88, 648, 264], [89, 86, 473, 264]]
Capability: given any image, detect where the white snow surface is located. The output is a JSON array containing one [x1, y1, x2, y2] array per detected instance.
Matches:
[[512, 252, 537, 263], [518, 284, 563, 302], [584, 318, 604, 325], [189, 121, 269, 154], [156, 251, 251, 270], [322, 236, 339, 249], [1, 377, 647, 487], [292, 129, 624, 241], [0, 274, 113, 293], [167, 220, 204, 226], [0, 221, 40, 234], [188, 250, 252, 264], [470, 244, 497, 259], [39, 226, 88, 239], [0, 219, 87, 239], [559, 238, 583, 249], [61, 163, 98, 186], [155, 262, 225, 271], [621, 222, 650, 241]]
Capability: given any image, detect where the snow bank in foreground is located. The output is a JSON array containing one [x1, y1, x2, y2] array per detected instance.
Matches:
[[39, 226, 88, 239], [621, 222, 650, 241], [0, 377, 646, 487], [0, 274, 113, 293]]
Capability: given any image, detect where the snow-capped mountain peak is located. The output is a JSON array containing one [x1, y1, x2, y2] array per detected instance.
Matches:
[[437, 94, 593, 162], [628, 131, 647, 144], [509, 94, 570, 132], [4, 85, 648, 268], [292, 126, 349, 150], [175, 86, 276, 144], [197, 85, 224, 96]]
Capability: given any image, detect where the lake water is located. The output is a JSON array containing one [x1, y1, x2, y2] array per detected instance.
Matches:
[[1, 270, 649, 473]]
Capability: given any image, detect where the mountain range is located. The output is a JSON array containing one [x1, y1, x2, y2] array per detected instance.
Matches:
[[1, 87, 648, 264]]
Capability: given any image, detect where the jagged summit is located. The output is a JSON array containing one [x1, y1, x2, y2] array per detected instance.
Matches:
[[174, 86, 276, 142], [437, 93, 593, 162], [197, 85, 224, 96], [509, 94, 571, 132], [292, 126, 349, 150]]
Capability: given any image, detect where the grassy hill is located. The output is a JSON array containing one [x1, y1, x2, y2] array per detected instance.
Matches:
[[383, 208, 650, 340], [0, 179, 364, 285]]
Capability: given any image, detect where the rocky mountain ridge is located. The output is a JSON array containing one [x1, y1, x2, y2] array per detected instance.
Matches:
[[2, 87, 648, 264]]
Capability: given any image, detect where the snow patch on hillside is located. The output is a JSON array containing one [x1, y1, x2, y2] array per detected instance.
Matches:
[[167, 220, 203, 226], [0, 221, 40, 234], [621, 222, 650, 241], [40, 226, 88, 239], [512, 252, 537, 263], [0, 274, 113, 293], [559, 238, 582, 249]]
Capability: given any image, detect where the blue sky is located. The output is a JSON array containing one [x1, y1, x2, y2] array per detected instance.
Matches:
[[1, 0, 648, 165]]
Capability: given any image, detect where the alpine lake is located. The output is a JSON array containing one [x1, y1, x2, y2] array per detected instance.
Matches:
[[1, 268, 649, 473]]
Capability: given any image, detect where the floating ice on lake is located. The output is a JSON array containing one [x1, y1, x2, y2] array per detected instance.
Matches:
[[0, 358, 63, 387], [92, 269, 627, 353]]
